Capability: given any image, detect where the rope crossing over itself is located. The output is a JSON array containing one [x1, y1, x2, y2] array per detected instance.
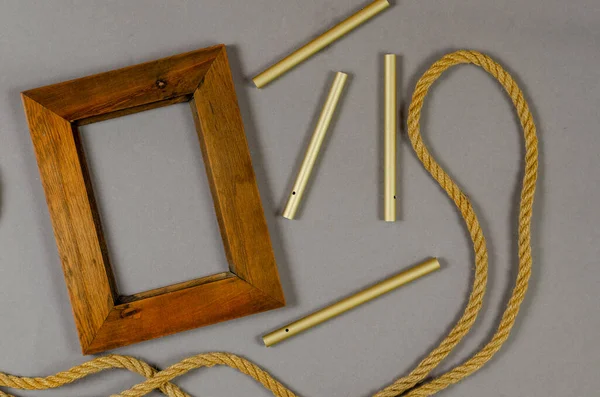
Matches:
[[0, 50, 538, 397]]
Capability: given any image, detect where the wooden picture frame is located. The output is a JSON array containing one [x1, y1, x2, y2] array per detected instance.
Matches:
[[21, 44, 285, 354]]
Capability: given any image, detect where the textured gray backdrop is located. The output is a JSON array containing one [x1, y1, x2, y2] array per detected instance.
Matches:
[[1, 0, 599, 396]]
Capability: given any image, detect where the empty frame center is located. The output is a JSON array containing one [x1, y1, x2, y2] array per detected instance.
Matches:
[[80, 103, 227, 295]]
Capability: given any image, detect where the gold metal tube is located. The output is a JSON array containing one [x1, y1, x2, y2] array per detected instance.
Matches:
[[263, 258, 441, 347], [282, 72, 348, 220], [384, 54, 397, 221], [253, 0, 390, 88]]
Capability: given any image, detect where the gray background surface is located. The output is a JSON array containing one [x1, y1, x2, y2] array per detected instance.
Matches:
[[0, 0, 599, 396]]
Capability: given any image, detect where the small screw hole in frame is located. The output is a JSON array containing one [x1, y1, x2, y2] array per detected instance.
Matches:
[[285, 329, 289, 332], [292, 191, 296, 195]]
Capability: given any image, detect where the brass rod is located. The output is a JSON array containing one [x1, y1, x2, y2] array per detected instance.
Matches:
[[263, 258, 441, 347], [384, 54, 397, 222], [253, 0, 390, 88], [282, 72, 348, 220]]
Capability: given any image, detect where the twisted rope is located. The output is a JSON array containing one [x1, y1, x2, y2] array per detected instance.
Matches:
[[0, 355, 190, 397], [374, 49, 538, 397], [0, 50, 537, 397]]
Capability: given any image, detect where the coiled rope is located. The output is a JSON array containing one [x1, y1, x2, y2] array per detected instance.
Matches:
[[0, 50, 538, 397]]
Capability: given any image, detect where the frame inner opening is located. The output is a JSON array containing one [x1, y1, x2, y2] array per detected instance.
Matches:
[[79, 102, 228, 296]]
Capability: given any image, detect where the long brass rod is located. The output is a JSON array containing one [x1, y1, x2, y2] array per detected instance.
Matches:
[[384, 54, 397, 221], [253, 0, 390, 88], [263, 258, 441, 347], [282, 72, 348, 220]]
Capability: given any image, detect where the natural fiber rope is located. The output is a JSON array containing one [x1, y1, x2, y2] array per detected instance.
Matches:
[[0, 355, 191, 397], [373, 49, 538, 397], [0, 50, 537, 397]]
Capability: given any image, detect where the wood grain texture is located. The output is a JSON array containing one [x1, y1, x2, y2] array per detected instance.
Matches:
[[191, 48, 285, 304], [23, 44, 223, 124], [22, 45, 286, 354], [76, 95, 190, 126], [86, 275, 282, 354], [118, 272, 234, 304], [22, 95, 116, 350]]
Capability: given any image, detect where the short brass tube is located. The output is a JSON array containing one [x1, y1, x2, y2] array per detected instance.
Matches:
[[253, 0, 390, 88], [282, 72, 348, 220], [263, 258, 441, 347], [384, 54, 397, 221]]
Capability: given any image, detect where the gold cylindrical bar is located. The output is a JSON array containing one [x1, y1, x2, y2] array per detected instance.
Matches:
[[263, 258, 441, 347], [384, 53, 397, 222], [282, 72, 348, 220], [253, 0, 390, 88]]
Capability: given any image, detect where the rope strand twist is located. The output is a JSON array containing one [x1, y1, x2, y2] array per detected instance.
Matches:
[[0, 50, 537, 397]]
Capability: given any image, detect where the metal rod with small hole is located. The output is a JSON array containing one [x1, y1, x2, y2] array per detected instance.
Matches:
[[282, 72, 348, 220], [384, 53, 397, 221], [252, 0, 390, 88], [262, 258, 441, 347]]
